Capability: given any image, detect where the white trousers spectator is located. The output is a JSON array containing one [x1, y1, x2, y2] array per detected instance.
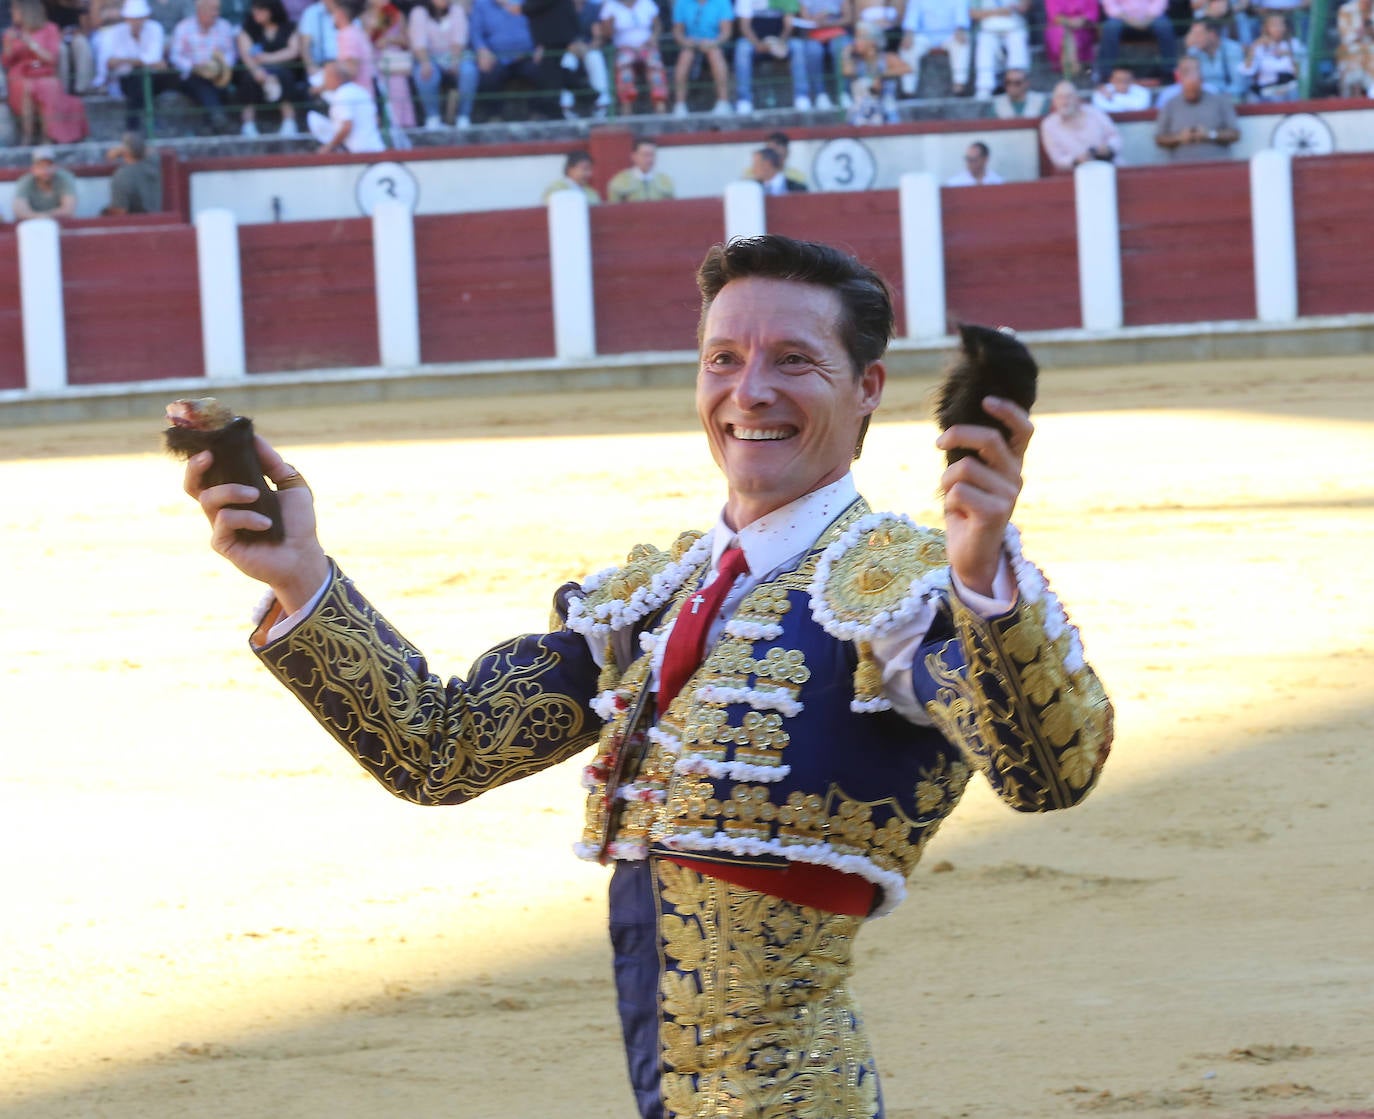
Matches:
[[974, 24, 1028, 96], [307, 109, 334, 146], [900, 31, 971, 94]]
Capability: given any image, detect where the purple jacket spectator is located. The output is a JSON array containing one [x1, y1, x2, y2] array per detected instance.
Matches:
[[470, 0, 536, 58]]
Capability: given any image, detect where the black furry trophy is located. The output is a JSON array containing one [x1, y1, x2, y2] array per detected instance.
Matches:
[[934, 323, 1039, 464], [164, 398, 283, 543]]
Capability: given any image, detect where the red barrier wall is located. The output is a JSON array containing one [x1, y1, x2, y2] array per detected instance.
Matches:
[[1293, 152, 1374, 317], [415, 208, 554, 364], [942, 178, 1080, 332], [62, 225, 203, 385], [767, 190, 908, 337], [1117, 162, 1255, 327], [239, 219, 378, 373], [0, 234, 23, 390], [591, 198, 722, 355]]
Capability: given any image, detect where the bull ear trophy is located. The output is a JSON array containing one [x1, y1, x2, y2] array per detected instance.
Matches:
[[933, 323, 1038, 465]]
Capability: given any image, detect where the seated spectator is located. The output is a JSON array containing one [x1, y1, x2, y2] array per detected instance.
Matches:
[[1044, 0, 1098, 79], [306, 56, 384, 148], [1337, 0, 1374, 96], [841, 18, 907, 119], [969, 0, 1029, 98], [601, 0, 668, 113], [989, 65, 1045, 114], [1155, 54, 1238, 158], [1169, 17, 1247, 101], [3, 0, 89, 143], [101, 0, 175, 130], [945, 138, 1003, 183], [457, 0, 554, 126], [1040, 78, 1121, 170], [542, 148, 600, 201], [525, 0, 611, 122], [1260, 0, 1309, 41], [1095, 0, 1176, 82], [364, 0, 414, 129], [1242, 11, 1303, 100], [671, 0, 734, 115], [236, 0, 304, 136], [295, 0, 337, 85], [331, 0, 374, 91], [102, 129, 162, 213], [853, 0, 901, 49], [899, 0, 971, 97], [11, 146, 77, 220], [606, 135, 674, 200], [408, 0, 467, 127], [792, 0, 849, 109], [1092, 63, 1151, 109], [170, 0, 238, 133], [745, 144, 807, 192], [1192, 0, 1250, 44], [765, 130, 808, 186], [732, 0, 800, 114]]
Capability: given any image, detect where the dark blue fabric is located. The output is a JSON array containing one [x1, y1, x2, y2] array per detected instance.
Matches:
[[609, 859, 664, 1119]]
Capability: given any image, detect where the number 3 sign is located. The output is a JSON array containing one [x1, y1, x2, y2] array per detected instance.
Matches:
[[811, 138, 878, 192], [356, 161, 421, 216]]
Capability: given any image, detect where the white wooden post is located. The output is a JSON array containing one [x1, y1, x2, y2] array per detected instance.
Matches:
[[724, 180, 766, 242], [372, 198, 421, 370], [899, 171, 946, 340], [194, 207, 246, 380], [1250, 150, 1298, 323], [17, 218, 67, 391], [547, 188, 596, 361], [1074, 160, 1123, 332]]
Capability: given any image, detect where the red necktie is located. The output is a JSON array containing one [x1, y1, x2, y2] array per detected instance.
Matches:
[[658, 546, 749, 709]]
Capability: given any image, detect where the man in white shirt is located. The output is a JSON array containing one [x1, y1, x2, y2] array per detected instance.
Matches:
[[899, 0, 972, 96], [182, 234, 1111, 1119], [307, 59, 385, 152], [1091, 64, 1153, 111], [103, 0, 176, 128], [969, 0, 1030, 98], [944, 139, 1005, 184]]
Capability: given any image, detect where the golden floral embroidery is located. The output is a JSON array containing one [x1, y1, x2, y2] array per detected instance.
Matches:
[[653, 860, 882, 1119]]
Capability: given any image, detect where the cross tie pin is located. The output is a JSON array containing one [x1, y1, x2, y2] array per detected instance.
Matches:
[[657, 546, 750, 708]]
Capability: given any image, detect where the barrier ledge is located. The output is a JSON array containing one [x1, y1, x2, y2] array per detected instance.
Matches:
[[3, 312, 1373, 429]]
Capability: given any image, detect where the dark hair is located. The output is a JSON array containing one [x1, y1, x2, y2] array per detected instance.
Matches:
[[631, 136, 657, 152], [764, 130, 790, 149], [753, 146, 782, 171], [1200, 17, 1224, 34], [696, 235, 895, 380], [123, 130, 147, 160], [565, 148, 592, 172], [247, 0, 288, 28], [968, 140, 989, 158]]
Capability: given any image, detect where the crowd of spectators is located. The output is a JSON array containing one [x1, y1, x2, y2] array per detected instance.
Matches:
[[0, 0, 1367, 150]]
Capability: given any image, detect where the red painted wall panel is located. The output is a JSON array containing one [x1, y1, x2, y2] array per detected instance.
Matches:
[[942, 178, 1080, 332], [591, 198, 721, 355], [1294, 152, 1374, 317], [766, 191, 908, 337], [1117, 162, 1254, 327], [62, 226, 203, 386], [239, 219, 378, 373], [0, 234, 23, 390], [415, 209, 554, 363]]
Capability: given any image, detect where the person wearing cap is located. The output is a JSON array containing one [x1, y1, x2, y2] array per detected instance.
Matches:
[[102, 0, 177, 131], [11, 147, 78, 220]]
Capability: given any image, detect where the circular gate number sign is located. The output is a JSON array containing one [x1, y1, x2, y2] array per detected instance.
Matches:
[[356, 160, 420, 216], [812, 137, 878, 192]]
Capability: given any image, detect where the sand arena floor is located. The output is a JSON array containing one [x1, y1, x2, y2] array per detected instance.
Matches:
[[1, 352, 1372, 1119]]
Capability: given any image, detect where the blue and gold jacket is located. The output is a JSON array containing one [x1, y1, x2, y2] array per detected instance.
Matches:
[[254, 497, 1112, 917]]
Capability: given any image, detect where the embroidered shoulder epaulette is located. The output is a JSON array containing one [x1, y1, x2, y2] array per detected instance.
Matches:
[[565, 530, 712, 640], [808, 512, 951, 712]]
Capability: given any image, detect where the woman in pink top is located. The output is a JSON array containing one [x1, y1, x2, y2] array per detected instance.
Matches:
[[1044, 0, 1099, 78], [2, 0, 88, 143], [332, 0, 376, 92], [409, 0, 467, 127], [365, 0, 414, 127]]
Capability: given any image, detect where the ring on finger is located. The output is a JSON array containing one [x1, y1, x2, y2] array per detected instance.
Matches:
[[276, 467, 310, 492]]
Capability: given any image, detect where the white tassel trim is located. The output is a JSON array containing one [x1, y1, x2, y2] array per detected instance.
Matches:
[[574, 839, 648, 862], [850, 697, 894, 714], [1003, 523, 1087, 673], [808, 512, 946, 642], [566, 534, 713, 638], [672, 755, 792, 783], [659, 830, 908, 919], [591, 689, 627, 723], [696, 683, 803, 718], [614, 782, 667, 804], [647, 726, 683, 756], [724, 618, 784, 641]]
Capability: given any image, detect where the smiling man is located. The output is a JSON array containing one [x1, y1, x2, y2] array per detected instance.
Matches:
[[184, 235, 1113, 1119]]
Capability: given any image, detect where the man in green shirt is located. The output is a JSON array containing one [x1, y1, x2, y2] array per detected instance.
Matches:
[[12, 147, 78, 221], [607, 137, 675, 203]]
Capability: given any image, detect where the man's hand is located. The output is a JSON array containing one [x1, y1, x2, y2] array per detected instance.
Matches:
[[476, 46, 497, 71], [185, 433, 331, 615], [936, 396, 1032, 597]]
